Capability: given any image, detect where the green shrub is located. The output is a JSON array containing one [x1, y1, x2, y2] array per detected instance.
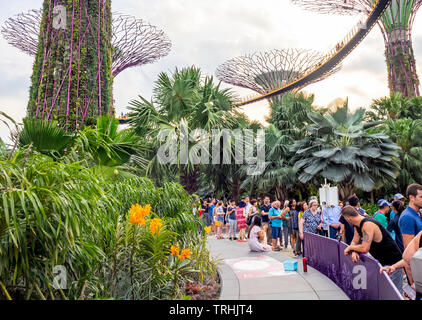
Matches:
[[360, 202, 378, 216], [0, 152, 215, 300]]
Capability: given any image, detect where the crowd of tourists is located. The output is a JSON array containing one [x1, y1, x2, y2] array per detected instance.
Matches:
[[199, 183, 422, 299]]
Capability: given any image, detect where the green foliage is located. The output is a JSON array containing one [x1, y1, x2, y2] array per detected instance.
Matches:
[[365, 92, 422, 122], [360, 202, 378, 216], [79, 116, 141, 167], [19, 118, 75, 157], [364, 93, 422, 198], [292, 102, 401, 200], [0, 149, 215, 300], [128, 66, 240, 193]]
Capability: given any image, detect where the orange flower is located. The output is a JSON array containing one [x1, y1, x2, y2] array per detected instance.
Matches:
[[143, 204, 152, 216], [149, 218, 163, 234], [178, 248, 191, 262], [170, 245, 180, 256], [129, 204, 151, 225]]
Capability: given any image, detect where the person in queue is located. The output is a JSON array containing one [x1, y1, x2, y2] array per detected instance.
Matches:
[[341, 205, 404, 293]]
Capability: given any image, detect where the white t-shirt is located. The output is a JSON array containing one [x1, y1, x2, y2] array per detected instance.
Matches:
[[245, 203, 252, 216]]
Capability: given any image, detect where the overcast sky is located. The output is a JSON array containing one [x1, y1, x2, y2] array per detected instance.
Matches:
[[1, 0, 422, 142]]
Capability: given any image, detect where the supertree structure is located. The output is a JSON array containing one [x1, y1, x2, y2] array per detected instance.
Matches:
[[216, 48, 341, 104], [110, 14, 171, 77], [23, 1, 113, 130], [291, 0, 421, 97], [1, 9, 172, 78]]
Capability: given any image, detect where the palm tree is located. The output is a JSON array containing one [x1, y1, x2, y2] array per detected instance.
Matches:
[[16, 116, 141, 182], [128, 66, 239, 193], [291, 103, 401, 200], [249, 91, 323, 201], [197, 112, 262, 200], [383, 118, 422, 192], [268, 91, 316, 134], [241, 124, 297, 200], [365, 92, 422, 122]]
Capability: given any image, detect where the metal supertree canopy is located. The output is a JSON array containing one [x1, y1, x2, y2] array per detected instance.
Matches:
[[290, 0, 371, 15], [292, 0, 422, 96], [216, 49, 341, 96], [1, 9, 172, 78]]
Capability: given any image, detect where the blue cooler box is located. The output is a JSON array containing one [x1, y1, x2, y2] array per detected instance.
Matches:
[[283, 260, 298, 271]]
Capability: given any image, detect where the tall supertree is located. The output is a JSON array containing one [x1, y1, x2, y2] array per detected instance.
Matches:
[[1, 9, 172, 78], [292, 0, 421, 97], [23, 1, 113, 129], [216, 48, 341, 105]]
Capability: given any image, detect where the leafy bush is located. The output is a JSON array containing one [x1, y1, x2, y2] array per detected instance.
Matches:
[[0, 151, 216, 300], [360, 202, 378, 216]]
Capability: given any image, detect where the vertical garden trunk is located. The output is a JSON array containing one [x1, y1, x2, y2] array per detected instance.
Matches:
[[28, 0, 113, 130], [385, 31, 420, 97], [378, 0, 421, 98]]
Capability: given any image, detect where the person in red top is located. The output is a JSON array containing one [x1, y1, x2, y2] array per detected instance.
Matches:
[[236, 201, 247, 242]]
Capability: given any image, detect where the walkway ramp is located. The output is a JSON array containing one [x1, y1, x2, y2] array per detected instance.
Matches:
[[207, 238, 349, 300]]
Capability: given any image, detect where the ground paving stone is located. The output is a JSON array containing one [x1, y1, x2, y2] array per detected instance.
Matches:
[[207, 235, 349, 300]]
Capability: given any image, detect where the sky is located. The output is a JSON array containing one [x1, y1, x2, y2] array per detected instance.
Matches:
[[1, 0, 422, 143]]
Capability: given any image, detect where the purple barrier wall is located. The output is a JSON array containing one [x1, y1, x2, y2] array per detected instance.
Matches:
[[303, 232, 341, 287], [304, 232, 403, 300], [378, 269, 404, 300], [338, 242, 379, 300]]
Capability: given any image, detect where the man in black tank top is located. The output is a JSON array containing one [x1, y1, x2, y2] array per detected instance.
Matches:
[[341, 206, 404, 293]]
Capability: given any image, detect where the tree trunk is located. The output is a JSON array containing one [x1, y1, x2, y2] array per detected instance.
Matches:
[[338, 181, 355, 202], [231, 177, 240, 202], [275, 185, 288, 202], [180, 167, 200, 194], [298, 182, 311, 202]]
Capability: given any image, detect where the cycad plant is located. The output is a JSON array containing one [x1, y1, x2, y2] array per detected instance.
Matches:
[[292, 103, 401, 200], [19, 118, 75, 158]]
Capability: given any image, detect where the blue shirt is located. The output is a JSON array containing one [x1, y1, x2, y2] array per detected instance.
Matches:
[[399, 206, 422, 236], [322, 208, 330, 230], [282, 212, 290, 227], [269, 207, 282, 228], [323, 206, 341, 227], [209, 205, 216, 219]]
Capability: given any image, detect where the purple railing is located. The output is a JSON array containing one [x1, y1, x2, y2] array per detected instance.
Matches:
[[304, 232, 403, 300]]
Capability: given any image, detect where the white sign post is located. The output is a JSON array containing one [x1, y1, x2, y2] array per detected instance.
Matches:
[[319, 180, 339, 208]]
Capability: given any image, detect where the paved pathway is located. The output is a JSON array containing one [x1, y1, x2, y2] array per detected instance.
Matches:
[[207, 237, 349, 300]]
